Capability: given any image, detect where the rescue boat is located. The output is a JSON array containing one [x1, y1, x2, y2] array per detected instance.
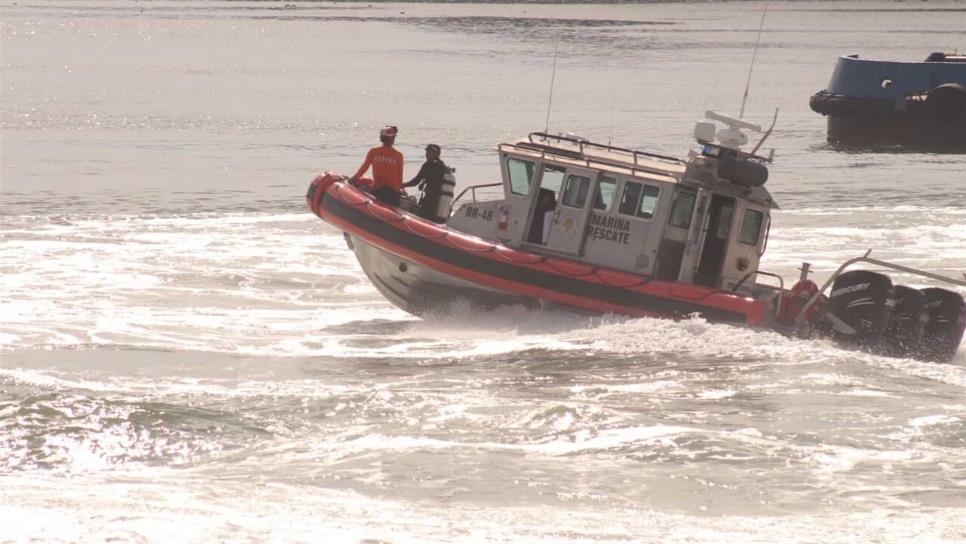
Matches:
[[307, 111, 966, 362]]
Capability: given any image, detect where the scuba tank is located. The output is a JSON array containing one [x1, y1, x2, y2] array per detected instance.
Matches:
[[435, 167, 456, 222]]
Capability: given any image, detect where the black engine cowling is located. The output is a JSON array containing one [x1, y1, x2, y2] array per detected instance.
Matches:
[[827, 270, 895, 348], [881, 285, 928, 357], [917, 288, 966, 362], [925, 83, 966, 123]]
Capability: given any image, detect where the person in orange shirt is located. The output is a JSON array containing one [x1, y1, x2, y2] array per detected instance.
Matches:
[[349, 126, 404, 207]]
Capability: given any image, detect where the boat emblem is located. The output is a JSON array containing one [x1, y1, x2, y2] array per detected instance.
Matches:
[[558, 216, 577, 241]]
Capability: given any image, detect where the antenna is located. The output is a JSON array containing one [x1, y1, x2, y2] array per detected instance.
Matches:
[[749, 107, 779, 160], [545, 40, 560, 134], [607, 84, 617, 146], [739, 2, 769, 119]]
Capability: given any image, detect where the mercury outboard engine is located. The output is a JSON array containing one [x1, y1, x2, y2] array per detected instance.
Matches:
[[882, 285, 928, 357], [917, 288, 966, 362], [827, 270, 895, 349]]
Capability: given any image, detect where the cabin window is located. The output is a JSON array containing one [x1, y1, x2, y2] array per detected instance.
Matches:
[[668, 190, 697, 229], [507, 157, 535, 196], [594, 176, 617, 211], [561, 174, 591, 208], [638, 185, 660, 219], [738, 209, 764, 246], [538, 164, 566, 197], [618, 181, 660, 220]]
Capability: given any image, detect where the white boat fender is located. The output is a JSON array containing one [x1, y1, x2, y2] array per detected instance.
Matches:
[[436, 167, 456, 221]]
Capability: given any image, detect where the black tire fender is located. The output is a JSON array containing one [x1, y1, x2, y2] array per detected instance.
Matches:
[[924, 83, 966, 121], [809, 90, 894, 117]]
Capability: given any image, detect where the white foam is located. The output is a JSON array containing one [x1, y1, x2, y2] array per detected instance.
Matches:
[[3, 205, 963, 363], [0, 367, 359, 400], [908, 414, 959, 428], [809, 444, 915, 475], [4, 469, 962, 544]]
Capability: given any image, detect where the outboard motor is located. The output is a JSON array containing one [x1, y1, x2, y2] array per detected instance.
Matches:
[[917, 288, 966, 362], [882, 285, 928, 357], [827, 270, 895, 349], [436, 168, 457, 222]]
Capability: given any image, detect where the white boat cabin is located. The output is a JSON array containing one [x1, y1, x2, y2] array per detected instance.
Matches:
[[448, 112, 780, 293]]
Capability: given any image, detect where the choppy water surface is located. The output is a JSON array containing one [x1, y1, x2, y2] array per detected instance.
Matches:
[[2, 1, 965, 542]]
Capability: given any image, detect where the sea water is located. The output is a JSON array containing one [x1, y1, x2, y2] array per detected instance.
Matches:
[[1, 1, 965, 542]]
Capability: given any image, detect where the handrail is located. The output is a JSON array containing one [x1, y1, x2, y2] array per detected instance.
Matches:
[[451, 182, 503, 208], [732, 270, 784, 294], [500, 142, 680, 182], [758, 215, 772, 258], [794, 249, 966, 332], [732, 270, 785, 320], [527, 132, 685, 165]]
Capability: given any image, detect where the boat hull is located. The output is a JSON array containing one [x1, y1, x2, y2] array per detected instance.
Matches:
[[307, 172, 966, 361], [307, 175, 770, 326], [810, 55, 966, 148], [810, 95, 966, 147], [349, 233, 546, 315]]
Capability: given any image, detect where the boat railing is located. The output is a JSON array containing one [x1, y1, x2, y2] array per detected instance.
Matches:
[[451, 182, 503, 208], [501, 142, 680, 181], [794, 249, 966, 333], [527, 131, 685, 166], [732, 270, 785, 321]]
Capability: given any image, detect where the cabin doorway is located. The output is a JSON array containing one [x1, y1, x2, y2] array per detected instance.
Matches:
[[525, 164, 566, 245], [694, 194, 735, 288], [543, 167, 598, 255], [524, 164, 598, 256], [655, 188, 698, 281]]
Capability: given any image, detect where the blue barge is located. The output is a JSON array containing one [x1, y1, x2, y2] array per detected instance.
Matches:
[[810, 53, 966, 147]]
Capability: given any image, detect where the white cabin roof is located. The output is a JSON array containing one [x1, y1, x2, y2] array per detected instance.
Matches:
[[497, 131, 778, 210], [499, 132, 686, 184]]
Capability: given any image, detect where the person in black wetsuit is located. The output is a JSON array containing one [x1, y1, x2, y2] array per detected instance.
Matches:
[[403, 143, 448, 223]]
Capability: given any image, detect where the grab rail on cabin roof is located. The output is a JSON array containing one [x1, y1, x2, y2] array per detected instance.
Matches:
[[499, 142, 680, 182], [528, 131, 685, 165]]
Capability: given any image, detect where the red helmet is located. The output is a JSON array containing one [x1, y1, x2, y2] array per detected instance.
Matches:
[[380, 126, 398, 138]]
